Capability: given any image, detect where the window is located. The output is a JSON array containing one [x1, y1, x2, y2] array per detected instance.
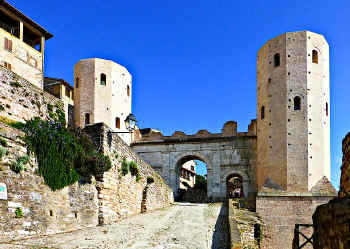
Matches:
[[76, 77, 79, 88], [100, 73, 106, 85], [326, 102, 328, 116], [294, 96, 301, 110], [261, 106, 265, 120], [4, 38, 12, 52], [116, 117, 120, 129], [127, 85, 130, 96], [312, 50, 318, 64], [65, 87, 70, 98], [274, 53, 280, 67], [191, 166, 194, 171], [3, 62, 11, 70], [85, 113, 90, 125]]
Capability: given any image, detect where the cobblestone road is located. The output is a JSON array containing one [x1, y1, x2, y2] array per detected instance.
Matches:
[[0, 202, 230, 249]]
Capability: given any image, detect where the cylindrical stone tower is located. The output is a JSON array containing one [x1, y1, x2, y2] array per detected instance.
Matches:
[[256, 31, 330, 192], [74, 58, 133, 144]]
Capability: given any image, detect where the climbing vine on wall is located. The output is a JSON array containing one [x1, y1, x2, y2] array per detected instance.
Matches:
[[21, 108, 111, 191]]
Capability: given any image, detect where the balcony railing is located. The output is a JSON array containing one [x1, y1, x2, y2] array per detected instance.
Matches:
[[0, 20, 19, 37]]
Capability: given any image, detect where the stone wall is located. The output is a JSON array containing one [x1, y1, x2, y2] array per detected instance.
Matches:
[[312, 132, 350, 249], [0, 65, 63, 123], [256, 193, 335, 249], [83, 123, 174, 225], [0, 124, 99, 242], [0, 67, 173, 241], [340, 132, 350, 197]]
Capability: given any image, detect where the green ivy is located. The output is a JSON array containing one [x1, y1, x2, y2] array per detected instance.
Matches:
[[15, 207, 23, 218], [0, 146, 7, 158], [20, 109, 111, 191]]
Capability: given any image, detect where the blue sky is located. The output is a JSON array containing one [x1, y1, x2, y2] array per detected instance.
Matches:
[[11, 0, 350, 188]]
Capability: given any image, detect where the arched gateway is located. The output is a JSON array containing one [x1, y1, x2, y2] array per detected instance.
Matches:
[[132, 121, 257, 200]]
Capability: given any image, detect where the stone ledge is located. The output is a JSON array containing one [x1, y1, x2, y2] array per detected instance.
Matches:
[[257, 191, 337, 197]]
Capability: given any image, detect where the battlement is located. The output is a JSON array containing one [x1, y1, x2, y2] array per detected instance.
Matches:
[[135, 119, 257, 143]]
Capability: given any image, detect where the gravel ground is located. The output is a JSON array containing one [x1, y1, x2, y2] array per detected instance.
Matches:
[[0, 202, 230, 249]]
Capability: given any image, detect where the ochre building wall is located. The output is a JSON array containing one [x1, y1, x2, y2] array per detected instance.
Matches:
[[0, 28, 43, 89]]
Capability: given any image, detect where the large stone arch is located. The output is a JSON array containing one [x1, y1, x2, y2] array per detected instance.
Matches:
[[221, 170, 250, 198], [170, 150, 213, 198]]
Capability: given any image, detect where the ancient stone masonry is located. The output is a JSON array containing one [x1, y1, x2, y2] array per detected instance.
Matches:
[[340, 132, 350, 198], [0, 65, 63, 123], [132, 120, 257, 200], [83, 123, 174, 225], [312, 133, 350, 249], [0, 69, 173, 242]]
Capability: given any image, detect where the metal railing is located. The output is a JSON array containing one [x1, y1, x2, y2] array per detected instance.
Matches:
[[293, 224, 313, 249]]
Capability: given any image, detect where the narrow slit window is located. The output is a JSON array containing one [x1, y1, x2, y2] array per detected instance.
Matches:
[[76, 77, 79, 88], [116, 117, 120, 129], [274, 53, 280, 67], [326, 102, 328, 116], [100, 73, 106, 85], [312, 50, 318, 64], [127, 85, 130, 96], [85, 113, 90, 125], [261, 106, 265, 120], [294, 96, 301, 110]]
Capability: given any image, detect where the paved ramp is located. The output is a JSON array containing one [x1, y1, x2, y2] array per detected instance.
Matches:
[[1, 203, 230, 249]]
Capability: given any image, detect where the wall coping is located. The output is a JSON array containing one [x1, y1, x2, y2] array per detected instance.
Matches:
[[257, 191, 337, 197]]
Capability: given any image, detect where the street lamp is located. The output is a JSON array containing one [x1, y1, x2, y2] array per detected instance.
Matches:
[[108, 113, 137, 134], [124, 113, 137, 132]]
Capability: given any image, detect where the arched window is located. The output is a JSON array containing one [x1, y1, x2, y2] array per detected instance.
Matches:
[[100, 73, 106, 85], [274, 53, 280, 67], [261, 106, 265, 120], [326, 102, 328, 116], [116, 117, 120, 129], [294, 96, 301, 110], [85, 113, 90, 125], [312, 50, 318, 64], [75, 77, 79, 88], [127, 85, 130, 96]]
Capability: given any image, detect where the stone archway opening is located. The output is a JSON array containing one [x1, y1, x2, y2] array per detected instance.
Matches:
[[175, 155, 208, 202], [226, 174, 243, 198]]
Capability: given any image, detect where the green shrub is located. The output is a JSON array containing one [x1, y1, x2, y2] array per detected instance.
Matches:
[[0, 146, 7, 158], [15, 207, 23, 218], [0, 137, 8, 147], [47, 104, 53, 112], [136, 174, 141, 182], [20, 109, 111, 191], [121, 158, 129, 176], [0, 104, 4, 111], [147, 176, 154, 184], [18, 155, 30, 164], [10, 160, 24, 173], [10, 81, 22, 88], [129, 161, 141, 182]]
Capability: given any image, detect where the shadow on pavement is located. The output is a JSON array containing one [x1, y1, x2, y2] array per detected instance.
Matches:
[[211, 202, 230, 249]]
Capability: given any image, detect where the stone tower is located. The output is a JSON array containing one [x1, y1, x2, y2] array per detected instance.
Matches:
[[74, 58, 132, 144], [256, 31, 330, 192]]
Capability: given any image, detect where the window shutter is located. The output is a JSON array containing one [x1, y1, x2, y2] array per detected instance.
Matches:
[[4, 38, 8, 50], [8, 40, 12, 52], [8, 63, 11, 70]]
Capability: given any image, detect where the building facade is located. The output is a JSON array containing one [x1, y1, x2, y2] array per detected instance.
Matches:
[[74, 58, 133, 144], [179, 160, 196, 190], [44, 77, 74, 126], [0, 0, 52, 89]]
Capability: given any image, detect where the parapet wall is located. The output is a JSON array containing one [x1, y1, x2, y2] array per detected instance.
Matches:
[[136, 120, 257, 142]]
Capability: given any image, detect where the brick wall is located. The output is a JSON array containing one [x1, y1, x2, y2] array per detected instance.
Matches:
[[256, 193, 335, 249]]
